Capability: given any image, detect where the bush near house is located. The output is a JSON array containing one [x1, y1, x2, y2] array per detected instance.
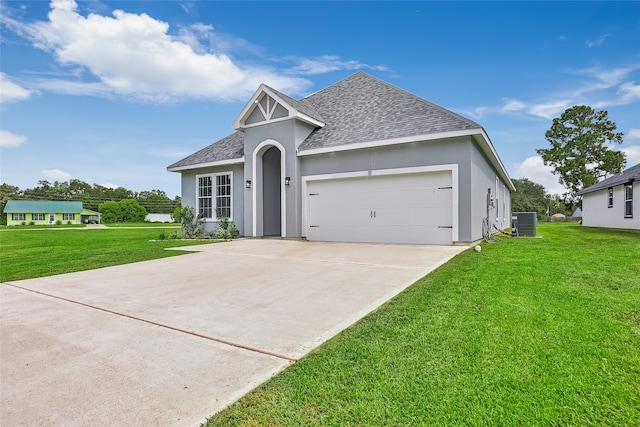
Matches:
[[99, 199, 147, 223]]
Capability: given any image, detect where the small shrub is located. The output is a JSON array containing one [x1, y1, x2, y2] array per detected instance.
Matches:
[[214, 227, 231, 239], [169, 231, 179, 240], [158, 231, 167, 240], [56, 220, 62, 225], [67, 221, 72, 225], [28, 221, 35, 226], [21, 221, 27, 226]]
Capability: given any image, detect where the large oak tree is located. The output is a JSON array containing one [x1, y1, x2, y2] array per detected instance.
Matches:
[[536, 105, 625, 205]]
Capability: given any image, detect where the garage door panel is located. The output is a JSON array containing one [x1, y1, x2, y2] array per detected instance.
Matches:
[[306, 171, 454, 245], [307, 224, 452, 245]]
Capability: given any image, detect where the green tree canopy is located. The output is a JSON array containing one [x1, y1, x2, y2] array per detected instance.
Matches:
[[99, 199, 148, 223], [536, 105, 625, 206], [511, 178, 549, 219]]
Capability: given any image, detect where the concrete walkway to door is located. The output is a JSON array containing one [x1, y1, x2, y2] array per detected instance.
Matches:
[[1, 239, 466, 426]]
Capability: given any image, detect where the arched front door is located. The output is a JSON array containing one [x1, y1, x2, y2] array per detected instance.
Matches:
[[251, 140, 286, 237], [262, 146, 281, 236]]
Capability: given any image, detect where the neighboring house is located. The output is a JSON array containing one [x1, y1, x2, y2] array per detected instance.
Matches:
[[168, 72, 514, 245], [3, 200, 101, 226], [576, 163, 639, 230]]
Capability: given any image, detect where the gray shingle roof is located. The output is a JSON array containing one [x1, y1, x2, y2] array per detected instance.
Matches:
[[298, 72, 481, 150], [167, 132, 244, 170], [168, 72, 482, 169], [576, 163, 640, 195]]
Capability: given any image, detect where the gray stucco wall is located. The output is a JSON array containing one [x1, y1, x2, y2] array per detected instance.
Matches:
[[242, 119, 315, 237], [299, 136, 476, 241], [469, 141, 512, 240], [178, 130, 511, 243], [179, 163, 245, 234]]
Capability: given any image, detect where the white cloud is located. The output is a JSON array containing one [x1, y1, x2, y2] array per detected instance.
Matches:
[[621, 146, 640, 164], [502, 98, 526, 112], [513, 156, 565, 195], [288, 55, 388, 76], [9, 0, 311, 102], [42, 168, 73, 181], [0, 130, 27, 147], [627, 129, 640, 139], [618, 81, 640, 103], [100, 182, 120, 189], [0, 73, 31, 104], [585, 34, 608, 48], [473, 64, 640, 120]]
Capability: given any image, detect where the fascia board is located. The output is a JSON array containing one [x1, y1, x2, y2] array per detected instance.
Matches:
[[472, 129, 516, 192], [167, 157, 245, 172]]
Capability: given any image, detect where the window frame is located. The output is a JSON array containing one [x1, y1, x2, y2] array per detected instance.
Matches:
[[624, 183, 633, 218], [32, 213, 45, 221], [196, 171, 234, 221], [12, 213, 25, 221], [62, 213, 75, 221], [607, 187, 613, 208]]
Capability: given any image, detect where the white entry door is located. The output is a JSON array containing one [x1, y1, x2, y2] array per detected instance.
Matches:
[[306, 170, 454, 245]]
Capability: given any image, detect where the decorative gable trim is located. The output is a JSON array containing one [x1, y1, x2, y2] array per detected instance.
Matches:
[[233, 85, 324, 131]]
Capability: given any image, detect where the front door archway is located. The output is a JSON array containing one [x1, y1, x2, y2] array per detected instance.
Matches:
[[262, 146, 281, 236], [251, 140, 287, 237]]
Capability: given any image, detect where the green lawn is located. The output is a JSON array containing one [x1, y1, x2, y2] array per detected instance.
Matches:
[[0, 226, 210, 282], [207, 223, 640, 426]]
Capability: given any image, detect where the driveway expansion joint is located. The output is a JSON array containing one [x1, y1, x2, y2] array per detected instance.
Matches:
[[4, 282, 298, 362]]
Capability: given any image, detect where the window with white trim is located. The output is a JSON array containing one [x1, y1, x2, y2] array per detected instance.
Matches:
[[624, 184, 633, 218], [608, 188, 613, 208], [62, 213, 75, 221], [32, 213, 45, 221], [197, 172, 233, 219], [12, 213, 25, 221]]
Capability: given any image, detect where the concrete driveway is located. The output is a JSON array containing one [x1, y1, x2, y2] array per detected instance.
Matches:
[[1, 239, 466, 426]]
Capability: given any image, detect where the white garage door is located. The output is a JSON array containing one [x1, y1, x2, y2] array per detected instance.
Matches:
[[306, 170, 453, 245]]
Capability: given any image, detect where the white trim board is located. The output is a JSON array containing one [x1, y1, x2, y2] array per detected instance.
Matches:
[[167, 157, 244, 172]]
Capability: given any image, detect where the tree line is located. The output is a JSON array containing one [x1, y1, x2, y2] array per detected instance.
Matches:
[[1, 179, 180, 223]]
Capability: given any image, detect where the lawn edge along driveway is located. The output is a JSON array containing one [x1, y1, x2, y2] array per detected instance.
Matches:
[[1, 239, 465, 426]]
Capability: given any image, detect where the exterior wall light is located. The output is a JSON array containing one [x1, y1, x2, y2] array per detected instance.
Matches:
[[285, 177, 291, 186], [246, 180, 252, 189]]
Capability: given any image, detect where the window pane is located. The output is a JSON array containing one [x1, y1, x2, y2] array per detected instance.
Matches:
[[215, 174, 232, 218]]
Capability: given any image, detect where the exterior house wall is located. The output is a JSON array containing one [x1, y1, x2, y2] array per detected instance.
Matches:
[[299, 136, 511, 243], [7, 212, 82, 226], [469, 140, 512, 240], [242, 120, 315, 237], [178, 134, 512, 243], [582, 182, 639, 230], [180, 163, 245, 233]]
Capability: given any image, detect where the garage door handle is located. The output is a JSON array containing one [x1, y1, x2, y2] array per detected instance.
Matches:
[[438, 186, 453, 189], [310, 225, 320, 228], [438, 226, 453, 228], [370, 211, 376, 218]]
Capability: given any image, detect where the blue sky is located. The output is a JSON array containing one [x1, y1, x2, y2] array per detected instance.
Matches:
[[1, 0, 639, 198]]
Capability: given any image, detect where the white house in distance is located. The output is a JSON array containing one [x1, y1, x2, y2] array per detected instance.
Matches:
[[577, 163, 639, 230], [168, 72, 514, 245]]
